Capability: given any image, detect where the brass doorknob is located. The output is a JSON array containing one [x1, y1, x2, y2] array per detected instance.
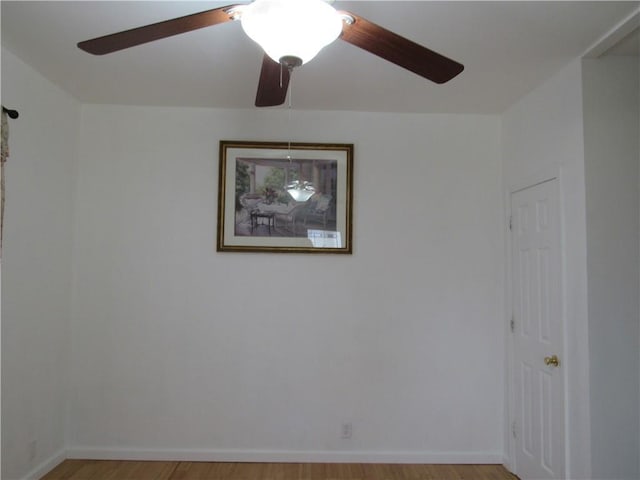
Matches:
[[544, 355, 560, 367]]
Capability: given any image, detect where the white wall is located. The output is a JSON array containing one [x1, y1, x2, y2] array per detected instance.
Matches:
[[583, 56, 640, 480], [66, 105, 504, 462], [501, 60, 591, 479], [1, 48, 79, 480]]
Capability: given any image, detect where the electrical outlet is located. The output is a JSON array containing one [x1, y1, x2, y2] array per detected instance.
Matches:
[[341, 422, 352, 439]]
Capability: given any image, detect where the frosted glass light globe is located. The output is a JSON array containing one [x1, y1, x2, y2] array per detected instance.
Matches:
[[286, 181, 316, 202], [241, 0, 343, 66]]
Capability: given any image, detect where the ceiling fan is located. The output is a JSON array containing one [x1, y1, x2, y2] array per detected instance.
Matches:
[[78, 0, 464, 107]]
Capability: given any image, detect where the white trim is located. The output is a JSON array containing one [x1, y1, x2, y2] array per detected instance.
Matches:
[[504, 185, 516, 475], [557, 165, 573, 480], [65, 447, 504, 465], [20, 448, 66, 480], [502, 454, 516, 477]]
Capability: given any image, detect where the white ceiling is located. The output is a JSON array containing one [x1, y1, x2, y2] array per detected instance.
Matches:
[[603, 27, 639, 56], [2, 1, 638, 114]]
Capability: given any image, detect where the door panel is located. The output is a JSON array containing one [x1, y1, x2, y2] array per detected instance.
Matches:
[[511, 179, 565, 479]]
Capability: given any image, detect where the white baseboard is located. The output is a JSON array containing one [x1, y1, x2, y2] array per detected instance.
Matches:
[[66, 447, 503, 464], [21, 448, 66, 480], [502, 454, 515, 476]]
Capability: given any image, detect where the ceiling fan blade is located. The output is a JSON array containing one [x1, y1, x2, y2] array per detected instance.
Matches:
[[78, 4, 243, 55], [255, 55, 290, 107], [337, 11, 463, 84]]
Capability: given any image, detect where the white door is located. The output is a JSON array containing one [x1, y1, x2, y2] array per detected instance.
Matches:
[[511, 179, 565, 479]]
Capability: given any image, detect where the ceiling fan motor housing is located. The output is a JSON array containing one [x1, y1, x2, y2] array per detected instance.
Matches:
[[279, 55, 303, 68]]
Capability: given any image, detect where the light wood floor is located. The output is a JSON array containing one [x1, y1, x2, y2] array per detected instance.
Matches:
[[41, 460, 518, 480]]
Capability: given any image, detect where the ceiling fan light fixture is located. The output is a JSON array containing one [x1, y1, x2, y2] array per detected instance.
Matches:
[[286, 180, 316, 202], [241, 0, 343, 66]]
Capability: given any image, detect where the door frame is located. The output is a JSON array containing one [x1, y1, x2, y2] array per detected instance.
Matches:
[[504, 166, 568, 478]]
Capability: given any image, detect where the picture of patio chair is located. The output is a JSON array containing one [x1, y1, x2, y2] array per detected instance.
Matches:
[[300, 194, 333, 228]]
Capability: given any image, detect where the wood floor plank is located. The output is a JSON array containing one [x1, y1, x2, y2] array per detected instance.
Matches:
[[171, 462, 217, 480], [40, 459, 88, 480], [61, 460, 124, 480], [102, 461, 178, 480], [40, 460, 517, 480]]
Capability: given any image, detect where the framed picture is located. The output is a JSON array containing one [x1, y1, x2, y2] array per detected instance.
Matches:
[[217, 140, 353, 253]]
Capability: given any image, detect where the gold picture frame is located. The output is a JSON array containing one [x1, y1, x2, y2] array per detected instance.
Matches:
[[217, 140, 353, 253]]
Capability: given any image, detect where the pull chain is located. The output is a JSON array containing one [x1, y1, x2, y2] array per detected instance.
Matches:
[[287, 66, 294, 159]]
